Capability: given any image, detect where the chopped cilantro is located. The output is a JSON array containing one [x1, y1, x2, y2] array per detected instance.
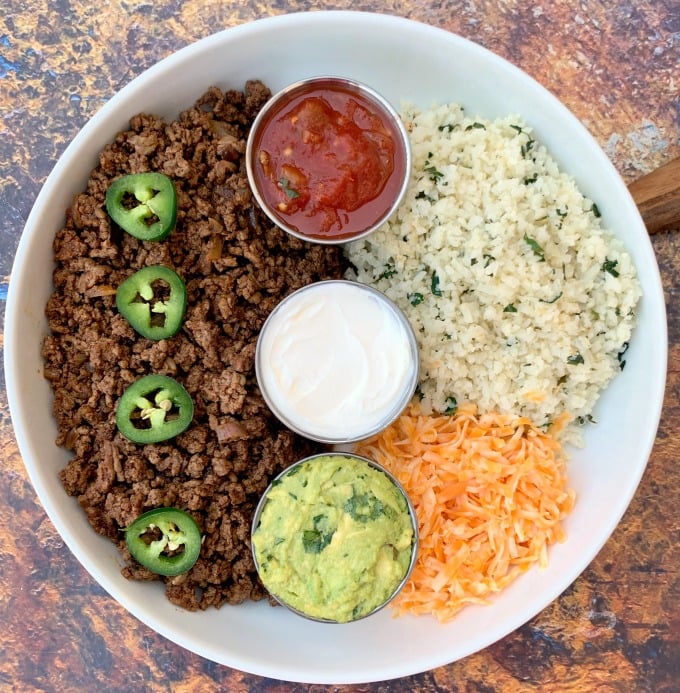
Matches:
[[408, 292, 424, 306], [431, 271, 442, 296], [302, 514, 335, 554], [424, 165, 444, 183], [278, 177, 299, 199], [521, 138, 535, 158], [503, 303, 518, 313], [483, 253, 496, 268], [567, 353, 584, 365], [523, 233, 545, 261], [378, 263, 397, 280], [343, 489, 387, 523], [444, 396, 458, 415], [602, 258, 620, 277]]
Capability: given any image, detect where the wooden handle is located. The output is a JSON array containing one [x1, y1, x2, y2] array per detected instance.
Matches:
[[628, 157, 680, 233]]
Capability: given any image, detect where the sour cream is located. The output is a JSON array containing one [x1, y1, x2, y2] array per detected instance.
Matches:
[[256, 280, 418, 442]]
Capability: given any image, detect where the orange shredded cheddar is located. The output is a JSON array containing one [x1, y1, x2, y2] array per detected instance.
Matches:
[[354, 402, 576, 622]]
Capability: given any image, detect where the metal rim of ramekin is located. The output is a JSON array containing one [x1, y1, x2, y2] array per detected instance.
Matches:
[[254, 279, 420, 445], [250, 451, 419, 624], [245, 75, 412, 245]]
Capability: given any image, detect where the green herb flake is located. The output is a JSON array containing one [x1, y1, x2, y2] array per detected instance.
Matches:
[[617, 341, 629, 370], [378, 263, 397, 280], [424, 165, 444, 183], [465, 122, 486, 131], [302, 529, 328, 554], [430, 271, 443, 296], [539, 291, 562, 304], [483, 253, 496, 268], [444, 396, 458, 415], [602, 258, 620, 277], [523, 233, 545, 261], [302, 514, 335, 554], [408, 292, 424, 306], [567, 353, 584, 365], [503, 303, 518, 313], [343, 489, 386, 523], [521, 139, 535, 158], [591, 203, 602, 218], [523, 173, 538, 185], [278, 177, 299, 199], [438, 123, 457, 132]]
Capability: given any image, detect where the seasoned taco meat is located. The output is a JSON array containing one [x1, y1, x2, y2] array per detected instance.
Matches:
[[42, 81, 348, 610]]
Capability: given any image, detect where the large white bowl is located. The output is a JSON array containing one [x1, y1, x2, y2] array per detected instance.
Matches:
[[5, 10, 667, 684]]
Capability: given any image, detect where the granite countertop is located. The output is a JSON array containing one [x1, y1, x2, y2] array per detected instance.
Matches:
[[1, 1, 678, 690]]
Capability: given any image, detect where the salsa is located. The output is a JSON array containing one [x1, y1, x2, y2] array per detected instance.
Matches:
[[249, 79, 408, 240]]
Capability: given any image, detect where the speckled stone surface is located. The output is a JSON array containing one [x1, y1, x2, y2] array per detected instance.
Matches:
[[1, 1, 679, 691]]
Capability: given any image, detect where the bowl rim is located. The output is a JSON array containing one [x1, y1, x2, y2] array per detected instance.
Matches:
[[250, 450, 420, 624], [254, 278, 420, 443], [245, 75, 412, 244]]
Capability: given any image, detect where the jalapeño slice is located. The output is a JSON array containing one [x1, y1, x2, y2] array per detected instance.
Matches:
[[106, 172, 177, 241], [125, 507, 201, 576], [116, 374, 193, 444], [116, 265, 187, 340]]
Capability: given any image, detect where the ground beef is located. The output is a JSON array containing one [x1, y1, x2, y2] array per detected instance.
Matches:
[[42, 81, 349, 610]]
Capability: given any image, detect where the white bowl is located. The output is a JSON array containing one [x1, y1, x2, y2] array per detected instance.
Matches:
[[4, 10, 667, 685]]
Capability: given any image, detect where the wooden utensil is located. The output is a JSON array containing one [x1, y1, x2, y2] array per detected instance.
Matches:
[[628, 157, 680, 233]]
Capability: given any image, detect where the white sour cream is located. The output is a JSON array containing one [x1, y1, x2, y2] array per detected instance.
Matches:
[[256, 281, 417, 442]]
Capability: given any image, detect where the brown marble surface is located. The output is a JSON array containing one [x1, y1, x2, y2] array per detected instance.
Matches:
[[1, 1, 679, 691]]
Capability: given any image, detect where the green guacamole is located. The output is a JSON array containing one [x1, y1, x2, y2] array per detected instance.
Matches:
[[251, 454, 415, 623]]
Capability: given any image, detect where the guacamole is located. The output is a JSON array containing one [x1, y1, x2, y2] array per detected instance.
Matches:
[[251, 453, 416, 623]]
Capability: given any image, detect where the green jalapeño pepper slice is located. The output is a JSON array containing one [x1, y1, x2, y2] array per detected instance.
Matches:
[[116, 374, 193, 444], [116, 265, 187, 340], [125, 507, 201, 576], [106, 172, 177, 241]]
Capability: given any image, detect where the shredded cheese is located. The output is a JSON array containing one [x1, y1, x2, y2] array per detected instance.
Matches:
[[354, 402, 576, 622]]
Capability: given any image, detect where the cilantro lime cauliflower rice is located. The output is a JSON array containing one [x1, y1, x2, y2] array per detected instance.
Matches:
[[346, 103, 641, 445]]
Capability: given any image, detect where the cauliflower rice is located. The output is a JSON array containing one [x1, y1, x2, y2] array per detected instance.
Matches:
[[345, 103, 641, 445]]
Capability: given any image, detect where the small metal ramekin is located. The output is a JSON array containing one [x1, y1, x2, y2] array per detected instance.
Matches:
[[250, 452, 419, 624], [255, 279, 419, 444], [245, 76, 411, 244]]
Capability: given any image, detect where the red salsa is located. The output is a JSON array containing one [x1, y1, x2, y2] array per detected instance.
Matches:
[[250, 81, 407, 240]]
